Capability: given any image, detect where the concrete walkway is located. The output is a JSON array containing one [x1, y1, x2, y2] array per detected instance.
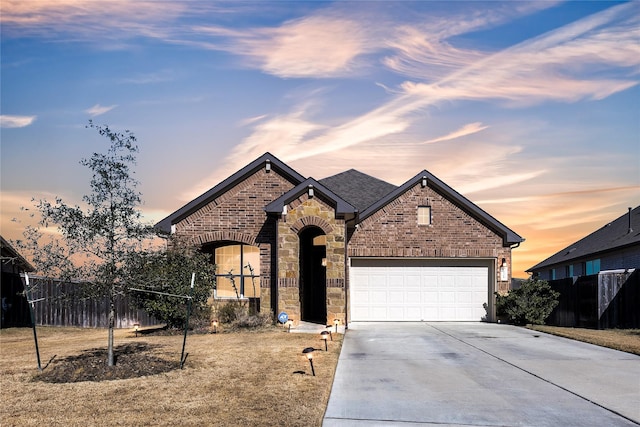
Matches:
[[323, 322, 640, 427]]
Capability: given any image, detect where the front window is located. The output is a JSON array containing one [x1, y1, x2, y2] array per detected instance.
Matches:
[[566, 264, 574, 277], [585, 259, 601, 275], [214, 244, 260, 299]]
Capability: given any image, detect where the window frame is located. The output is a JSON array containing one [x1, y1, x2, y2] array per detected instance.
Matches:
[[417, 205, 432, 226], [213, 243, 260, 300]]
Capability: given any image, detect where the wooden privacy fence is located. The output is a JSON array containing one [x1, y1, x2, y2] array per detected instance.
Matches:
[[547, 270, 639, 329], [27, 276, 159, 328]]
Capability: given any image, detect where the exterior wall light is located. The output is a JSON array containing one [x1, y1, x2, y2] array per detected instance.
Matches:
[[265, 159, 271, 173], [302, 347, 315, 376], [321, 331, 330, 351], [308, 185, 314, 198], [421, 176, 427, 188], [500, 258, 508, 282]]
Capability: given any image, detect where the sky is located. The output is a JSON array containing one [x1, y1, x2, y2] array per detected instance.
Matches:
[[1, 0, 639, 278]]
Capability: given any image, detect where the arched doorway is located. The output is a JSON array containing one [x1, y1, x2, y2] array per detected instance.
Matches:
[[299, 227, 326, 323]]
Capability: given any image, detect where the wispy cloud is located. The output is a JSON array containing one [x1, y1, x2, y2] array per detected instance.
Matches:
[[239, 115, 268, 127], [0, 0, 185, 42], [400, 2, 639, 106], [0, 115, 36, 128], [424, 122, 489, 144], [194, 13, 378, 78], [85, 104, 117, 117]]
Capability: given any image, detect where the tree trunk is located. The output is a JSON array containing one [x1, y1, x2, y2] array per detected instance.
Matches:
[[107, 302, 115, 366]]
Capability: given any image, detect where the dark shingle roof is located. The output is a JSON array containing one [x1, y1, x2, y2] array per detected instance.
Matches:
[[265, 178, 357, 217], [319, 169, 397, 212], [527, 206, 640, 272]]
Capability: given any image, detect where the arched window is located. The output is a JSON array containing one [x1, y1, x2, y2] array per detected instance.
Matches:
[[213, 243, 260, 299]]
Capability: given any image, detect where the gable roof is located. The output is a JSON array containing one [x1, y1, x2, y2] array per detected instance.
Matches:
[[265, 178, 357, 218], [319, 169, 397, 212], [528, 206, 640, 272], [155, 153, 306, 233], [1, 235, 35, 272], [359, 170, 524, 246], [156, 152, 523, 246]]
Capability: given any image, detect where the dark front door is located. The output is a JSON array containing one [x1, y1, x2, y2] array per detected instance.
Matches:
[[299, 227, 326, 323]]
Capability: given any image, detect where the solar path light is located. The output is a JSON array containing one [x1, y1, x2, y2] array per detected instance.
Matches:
[[211, 319, 218, 333], [287, 318, 293, 332], [302, 347, 315, 376], [320, 331, 330, 351], [325, 324, 333, 340], [133, 323, 140, 337], [333, 318, 340, 333]]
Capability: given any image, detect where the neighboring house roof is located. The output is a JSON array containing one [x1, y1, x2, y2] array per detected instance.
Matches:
[[527, 206, 640, 272], [0, 235, 35, 272], [319, 169, 397, 212], [359, 170, 524, 246], [156, 153, 306, 233], [265, 178, 358, 218]]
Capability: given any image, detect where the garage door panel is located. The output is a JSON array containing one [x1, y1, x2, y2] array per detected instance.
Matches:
[[388, 291, 404, 304], [350, 262, 489, 321]]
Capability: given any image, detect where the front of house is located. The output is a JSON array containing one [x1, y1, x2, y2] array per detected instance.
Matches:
[[156, 153, 523, 326]]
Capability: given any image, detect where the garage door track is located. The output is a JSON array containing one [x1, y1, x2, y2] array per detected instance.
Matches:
[[323, 322, 640, 426]]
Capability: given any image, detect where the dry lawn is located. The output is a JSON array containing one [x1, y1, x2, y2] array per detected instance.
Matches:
[[0, 325, 343, 426], [527, 325, 640, 355]]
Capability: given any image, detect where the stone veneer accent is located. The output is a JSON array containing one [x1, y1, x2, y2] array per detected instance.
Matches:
[[348, 182, 513, 293], [277, 195, 346, 325]]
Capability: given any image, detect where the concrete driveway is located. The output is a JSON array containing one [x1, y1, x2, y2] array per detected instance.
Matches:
[[323, 322, 640, 427]]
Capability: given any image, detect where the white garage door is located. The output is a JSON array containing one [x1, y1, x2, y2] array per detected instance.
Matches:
[[350, 260, 489, 321]]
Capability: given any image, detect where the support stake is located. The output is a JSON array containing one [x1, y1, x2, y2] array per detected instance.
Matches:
[[24, 273, 42, 371], [180, 273, 195, 369]]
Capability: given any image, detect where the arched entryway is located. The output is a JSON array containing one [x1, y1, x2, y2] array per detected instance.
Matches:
[[299, 227, 326, 323]]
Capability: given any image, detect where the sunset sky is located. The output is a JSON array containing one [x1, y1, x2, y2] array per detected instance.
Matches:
[[1, 1, 639, 278]]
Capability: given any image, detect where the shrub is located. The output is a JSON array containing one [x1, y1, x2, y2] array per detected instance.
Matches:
[[125, 241, 216, 329], [495, 278, 560, 325], [216, 300, 272, 330], [217, 300, 245, 324]]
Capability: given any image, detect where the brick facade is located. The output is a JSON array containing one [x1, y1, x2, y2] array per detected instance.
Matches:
[[173, 168, 295, 314], [348, 183, 512, 293], [160, 154, 520, 325]]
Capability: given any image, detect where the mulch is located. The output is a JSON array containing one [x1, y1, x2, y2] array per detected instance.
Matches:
[[34, 342, 178, 383]]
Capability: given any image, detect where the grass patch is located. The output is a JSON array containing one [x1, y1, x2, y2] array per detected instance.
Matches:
[[0, 326, 342, 426], [527, 325, 640, 355]]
